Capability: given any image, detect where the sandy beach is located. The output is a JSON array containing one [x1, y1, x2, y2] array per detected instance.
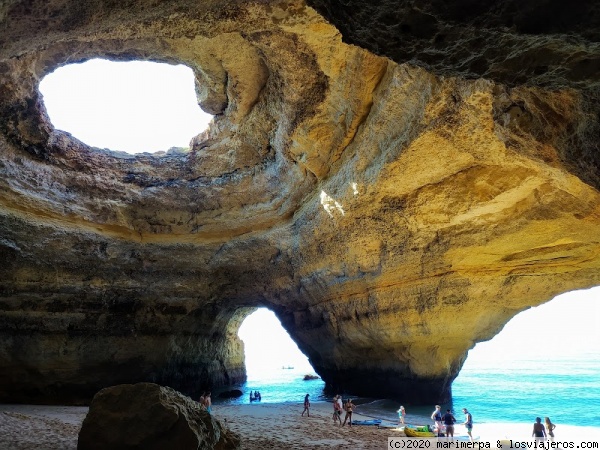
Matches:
[[1, 401, 598, 449]]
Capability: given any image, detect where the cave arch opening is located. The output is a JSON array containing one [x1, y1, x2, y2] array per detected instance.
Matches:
[[38, 58, 213, 154], [235, 308, 325, 403], [452, 286, 600, 427]]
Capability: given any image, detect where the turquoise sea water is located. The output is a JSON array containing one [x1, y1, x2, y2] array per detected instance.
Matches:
[[215, 352, 600, 430], [215, 367, 327, 405], [220, 289, 600, 432], [353, 352, 600, 428], [452, 354, 600, 427]]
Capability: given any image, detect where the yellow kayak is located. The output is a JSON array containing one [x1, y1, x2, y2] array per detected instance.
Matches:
[[404, 425, 436, 438]]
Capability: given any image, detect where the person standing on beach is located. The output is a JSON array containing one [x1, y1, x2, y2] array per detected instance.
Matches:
[[462, 408, 473, 442], [301, 393, 311, 417], [431, 405, 443, 434], [203, 392, 212, 414], [332, 395, 342, 425], [532, 417, 547, 440], [398, 405, 406, 425], [342, 399, 356, 427], [544, 417, 556, 440], [442, 409, 456, 441]]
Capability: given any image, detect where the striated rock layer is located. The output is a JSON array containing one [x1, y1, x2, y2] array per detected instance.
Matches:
[[1, 0, 600, 404]]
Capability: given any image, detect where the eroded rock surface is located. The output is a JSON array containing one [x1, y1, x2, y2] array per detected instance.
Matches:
[[1, 0, 600, 404], [306, 0, 600, 89]]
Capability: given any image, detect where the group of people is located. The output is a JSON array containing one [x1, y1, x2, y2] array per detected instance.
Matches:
[[431, 405, 474, 441], [301, 393, 356, 427], [429, 405, 557, 442], [249, 390, 262, 402], [198, 391, 212, 414], [302, 396, 556, 441], [329, 395, 356, 427], [532, 417, 557, 440]]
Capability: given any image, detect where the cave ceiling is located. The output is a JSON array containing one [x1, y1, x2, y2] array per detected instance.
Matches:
[[1, 0, 599, 403]]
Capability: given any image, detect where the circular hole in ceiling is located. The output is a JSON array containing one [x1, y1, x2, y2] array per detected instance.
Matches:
[[39, 58, 213, 154]]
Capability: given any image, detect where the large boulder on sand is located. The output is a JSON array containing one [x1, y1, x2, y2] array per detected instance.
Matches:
[[77, 383, 239, 450]]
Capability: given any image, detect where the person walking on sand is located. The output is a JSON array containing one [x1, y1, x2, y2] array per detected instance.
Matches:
[[545, 417, 556, 440], [342, 399, 356, 427], [301, 393, 310, 417], [398, 405, 406, 425], [462, 408, 473, 442], [532, 417, 547, 441], [442, 409, 456, 441], [431, 405, 443, 434]]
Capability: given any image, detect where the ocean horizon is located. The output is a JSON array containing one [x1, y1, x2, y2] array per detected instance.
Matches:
[[223, 288, 600, 433], [215, 351, 600, 431]]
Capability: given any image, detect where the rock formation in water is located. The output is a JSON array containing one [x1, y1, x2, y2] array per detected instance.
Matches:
[[1, 0, 599, 404]]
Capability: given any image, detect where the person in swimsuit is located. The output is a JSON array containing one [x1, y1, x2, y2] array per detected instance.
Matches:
[[342, 399, 355, 427], [203, 392, 212, 414], [532, 417, 546, 440], [545, 417, 556, 440], [442, 409, 456, 441], [332, 395, 342, 425], [301, 393, 310, 417], [431, 405, 443, 434], [462, 408, 473, 442], [398, 405, 406, 425]]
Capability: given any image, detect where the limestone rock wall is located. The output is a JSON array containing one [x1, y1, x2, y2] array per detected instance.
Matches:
[[306, 0, 600, 88], [1, 0, 599, 404], [277, 70, 600, 399]]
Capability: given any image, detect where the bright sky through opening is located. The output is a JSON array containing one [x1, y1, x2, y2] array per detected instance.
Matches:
[[463, 286, 599, 363], [237, 288, 599, 374], [39, 59, 213, 154], [238, 309, 314, 376]]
